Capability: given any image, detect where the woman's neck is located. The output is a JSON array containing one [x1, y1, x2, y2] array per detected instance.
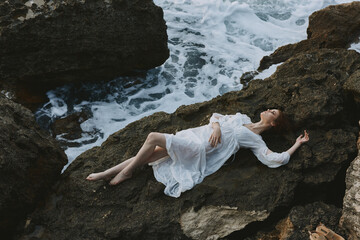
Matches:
[[246, 121, 272, 135]]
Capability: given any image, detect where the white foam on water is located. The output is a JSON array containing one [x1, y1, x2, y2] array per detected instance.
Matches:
[[257, 63, 283, 80], [35, 0, 357, 168], [349, 39, 360, 53], [47, 94, 68, 117]]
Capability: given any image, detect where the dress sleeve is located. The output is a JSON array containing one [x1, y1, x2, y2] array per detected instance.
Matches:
[[209, 113, 225, 125], [253, 146, 290, 168], [235, 112, 252, 125]]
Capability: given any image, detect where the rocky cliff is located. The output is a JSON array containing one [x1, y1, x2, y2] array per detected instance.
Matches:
[[0, 0, 169, 107], [15, 2, 360, 240], [18, 24, 360, 240]]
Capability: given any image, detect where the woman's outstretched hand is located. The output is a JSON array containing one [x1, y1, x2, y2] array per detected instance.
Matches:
[[209, 128, 221, 147], [296, 130, 309, 144], [286, 130, 310, 156]]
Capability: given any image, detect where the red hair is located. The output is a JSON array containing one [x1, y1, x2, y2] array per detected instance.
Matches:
[[272, 110, 291, 133]]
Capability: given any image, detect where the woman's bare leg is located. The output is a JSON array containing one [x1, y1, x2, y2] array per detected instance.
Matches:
[[109, 132, 166, 185], [86, 145, 168, 181], [86, 157, 134, 181], [87, 133, 167, 183], [145, 146, 168, 164]]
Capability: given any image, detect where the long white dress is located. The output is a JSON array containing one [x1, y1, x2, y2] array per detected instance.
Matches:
[[150, 112, 290, 198]]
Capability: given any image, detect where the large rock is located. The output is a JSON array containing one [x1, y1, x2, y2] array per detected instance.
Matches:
[[258, 1, 360, 71], [0, 0, 169, 103], [18, 47, 359, 239], [340, 125, 360, 240], [0, 95, 67, 239], [16, 1, 360, 238]]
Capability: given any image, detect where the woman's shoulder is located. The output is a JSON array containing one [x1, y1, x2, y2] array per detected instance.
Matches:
[[235, 112, 252, 124]]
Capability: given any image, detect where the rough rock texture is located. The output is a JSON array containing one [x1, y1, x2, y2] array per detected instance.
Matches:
[[51, 111, 90, 140], [18, 47, 359, 240], [344, 70, 360, 105], [246, 202, 346, 240], [0, 0, 169, 104], [258, 1, 360, 71], [340, 126, 360, 240], [16, 2, 360, 239], [0, 95, 67, 239], [180, 206, 269, 240]]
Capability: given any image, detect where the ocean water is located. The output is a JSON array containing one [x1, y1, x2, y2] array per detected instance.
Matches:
[[34, 0, 358, 169]]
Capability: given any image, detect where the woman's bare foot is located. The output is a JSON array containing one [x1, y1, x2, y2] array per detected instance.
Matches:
[[109, 171, 132, 185], [86, 172, 109, 181]]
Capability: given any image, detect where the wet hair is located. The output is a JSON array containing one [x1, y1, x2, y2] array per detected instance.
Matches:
[[272, 110, 291, 134]]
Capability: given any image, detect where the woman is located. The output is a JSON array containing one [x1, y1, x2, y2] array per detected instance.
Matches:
[[87, 109, 309, 197]]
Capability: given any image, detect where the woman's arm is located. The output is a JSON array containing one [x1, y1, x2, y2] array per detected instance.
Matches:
[[259, 130, 309, 168], [286, 130, 309, 156], [265, 130, 309, 156]]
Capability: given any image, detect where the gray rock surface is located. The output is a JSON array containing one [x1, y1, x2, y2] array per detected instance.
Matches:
[[340, 126, 360, 240]]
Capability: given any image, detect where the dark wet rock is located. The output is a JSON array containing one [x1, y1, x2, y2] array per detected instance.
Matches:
[[287, 203, 346, 239], [18, 47, 360, 239], [8, 81, 60, 112], [344, 70, 360, 105], [239, 71, 257, 87], [50, 110, 101, 148], [246, 202, 346, 240], [51, 111, 91, 141], [340, 125, 360, 240], [0, 0, 169, 105], [0, 95, 67, 239], [259, 1, 360, 71]]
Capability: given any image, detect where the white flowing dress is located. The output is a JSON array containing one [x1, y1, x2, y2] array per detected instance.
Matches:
[[150, 112, 290, 198]]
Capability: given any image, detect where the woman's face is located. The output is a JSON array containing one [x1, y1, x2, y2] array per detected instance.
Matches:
[[260, 109, 280, 126]]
